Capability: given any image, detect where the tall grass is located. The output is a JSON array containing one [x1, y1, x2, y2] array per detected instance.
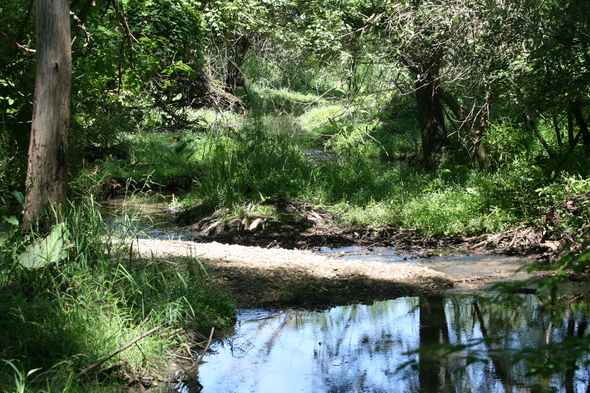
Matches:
[[0, 193, 236, 392], [175, 117, 544, 237], [188, 120, 311, 209]]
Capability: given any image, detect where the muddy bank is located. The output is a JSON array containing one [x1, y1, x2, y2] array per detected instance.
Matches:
[[128, 239, 453, 308], [173, 197, 570, 262]]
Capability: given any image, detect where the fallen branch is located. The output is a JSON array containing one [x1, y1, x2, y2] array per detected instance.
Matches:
[[77, 325, 162, 379], [174, 326, 215, 384]]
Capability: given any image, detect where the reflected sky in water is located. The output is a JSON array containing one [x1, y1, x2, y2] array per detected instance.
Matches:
[[197, 296, 590, 393], [103, 197, 590, 392], [199, 298, 420, 392]]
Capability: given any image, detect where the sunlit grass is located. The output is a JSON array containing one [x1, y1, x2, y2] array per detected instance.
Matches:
[[297, 105, 346, 132], [76, 84, 590, 241]]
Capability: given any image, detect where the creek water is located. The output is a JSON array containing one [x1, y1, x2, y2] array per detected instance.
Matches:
[[190, 249, 590, 393], [102, 196, 590, 393], [101, 194, 190, 241], [193, 295, 590, 393]]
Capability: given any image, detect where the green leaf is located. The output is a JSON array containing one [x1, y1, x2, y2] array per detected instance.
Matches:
[[18, 223, 70, 269], [12, 190, 24, 206], [3, 216, 18, 226]]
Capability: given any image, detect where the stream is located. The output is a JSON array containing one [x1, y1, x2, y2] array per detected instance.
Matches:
[[194, 296, 590, 393], [189, 261, 590, 393], [102, 196, 590, 393]]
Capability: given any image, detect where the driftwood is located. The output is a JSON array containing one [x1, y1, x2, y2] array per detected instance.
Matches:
[[77, 325, 162, 379]]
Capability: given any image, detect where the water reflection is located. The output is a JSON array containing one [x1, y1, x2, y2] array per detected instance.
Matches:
[[197, 296, 590, 393]]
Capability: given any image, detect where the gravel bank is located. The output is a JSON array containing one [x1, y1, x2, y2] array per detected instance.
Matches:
[[129, 239, 454, 308]]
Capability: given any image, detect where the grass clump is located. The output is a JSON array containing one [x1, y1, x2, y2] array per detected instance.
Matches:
[[187, 120, 312, 209]]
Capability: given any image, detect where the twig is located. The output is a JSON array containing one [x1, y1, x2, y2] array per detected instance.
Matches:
[[175, 362, 201, 385], [196, 327, 215, 365], [173, 327, 215, 387], [77, 325, 162, 379], [165, 351, 194, 361], [0, 29, 35, 53]]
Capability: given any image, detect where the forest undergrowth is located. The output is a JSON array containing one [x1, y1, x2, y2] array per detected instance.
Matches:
[[84, 86, 590, 259]]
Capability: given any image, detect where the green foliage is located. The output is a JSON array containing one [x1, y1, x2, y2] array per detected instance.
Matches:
[[520, 0, 590, 112], [188, 120, 310, 208], [84, 130, 202, 192], [371, 98, 421, 160], [0, 0, 36, 194], [124, 0, 205, 85], [67, 0, 208, 168], [0, 194, 236, 390], [18, 223, 69, 269], [247, 85, 323, 116], [171, 116, 529, 237]]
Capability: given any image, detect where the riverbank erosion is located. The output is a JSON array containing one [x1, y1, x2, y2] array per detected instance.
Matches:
[[127, 239, 454, 308]]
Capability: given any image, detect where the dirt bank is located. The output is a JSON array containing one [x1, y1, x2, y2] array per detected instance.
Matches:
[[129, 238, 454, 308], [174, 197, 570, 262]]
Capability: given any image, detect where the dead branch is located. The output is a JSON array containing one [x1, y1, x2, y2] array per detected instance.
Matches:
[[77, 325, 162, 379], [0, 29, 35, 53], [197, 327, 215, 365]]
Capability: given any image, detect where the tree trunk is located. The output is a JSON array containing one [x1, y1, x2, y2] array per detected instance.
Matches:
[[524, 112, 554, 158], [437, 86, 490, 169], [571, 101, 590, 150], [567, 108, 576, 149], [408, 0, 449, 167], [552, 114, 563, 148], [416, 73, 448, 166], [22, 0, 71, 233]]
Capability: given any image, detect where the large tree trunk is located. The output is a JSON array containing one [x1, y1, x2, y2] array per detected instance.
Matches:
[[416, 73, 448, 166], [408, 0, 449, 167], [22, 0, 71, 233]]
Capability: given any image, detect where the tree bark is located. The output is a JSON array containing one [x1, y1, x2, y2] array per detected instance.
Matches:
[[524, 112, 554, 158], [571, 101, 590, 150], [567, 108, 576, 149], [552, 114, 563, 148], [415, 72, 448, 166], [22, 0, 71, 233], [407, 0, 449, 167], [437, 86, 490, 169]]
